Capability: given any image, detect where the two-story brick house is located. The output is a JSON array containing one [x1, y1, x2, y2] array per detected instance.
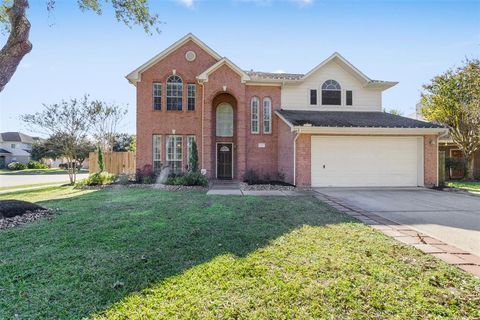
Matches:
[[127, 34, 445, 187]]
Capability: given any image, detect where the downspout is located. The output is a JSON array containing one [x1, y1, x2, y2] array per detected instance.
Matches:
[[198, 79, 205, 170], [293, 129, 300, 186]]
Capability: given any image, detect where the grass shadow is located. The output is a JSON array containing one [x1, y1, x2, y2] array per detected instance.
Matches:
[[0, 188, 350, 319]]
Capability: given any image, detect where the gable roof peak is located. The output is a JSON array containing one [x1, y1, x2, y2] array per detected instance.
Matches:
[[126, 33, 222, 85]]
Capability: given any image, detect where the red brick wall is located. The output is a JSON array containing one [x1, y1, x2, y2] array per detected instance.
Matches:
[[245, 85, 281, 180], [277, 118, 295, 184], [136, 40, 217, 172], [424, 135, 438, 186], [202, 64, 246, 179], [295, 134, 311, 186]]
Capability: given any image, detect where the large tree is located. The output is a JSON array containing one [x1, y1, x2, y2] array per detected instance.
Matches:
[[421, 59, 480, 180], [21, 96, 98, 184], [88, 101, 128, 151], [0, 0, 160, 92]]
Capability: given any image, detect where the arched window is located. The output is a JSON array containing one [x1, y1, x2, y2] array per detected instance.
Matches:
[[166, 75, 183, 110], [251, 96, 260, 134], [321, 79, 341, 105], [216, 103, 233, 137], [263, 97, 272, 134]]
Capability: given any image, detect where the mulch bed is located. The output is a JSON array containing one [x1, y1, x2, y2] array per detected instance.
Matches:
[[240, 182, 296, 191], [0, 200, 52, 229]]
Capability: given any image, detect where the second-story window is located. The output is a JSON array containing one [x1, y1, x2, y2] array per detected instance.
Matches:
[[153, 83, 161, 110], [263, 97, 272, 134], [310, 89, 317, 105], [216, 103, 233, 137], [346, 90, 353, 106], [322, 79, 341, 105], [251, 96, 260, 134], [187, 84, 196, 111], [166, 75, 183, 111]]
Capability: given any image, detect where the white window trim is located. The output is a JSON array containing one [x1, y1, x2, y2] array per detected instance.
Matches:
[[321, 79, 342, 106], [187, 83, 196, 111], [152, 134, 162, 172], [166, 135, 183, 172], [263, 97, 272, 134], [166, 75, 183, 111], [251, 97, 260, 134], [153, 83, 162, 110], [187, 135, 196, 166], [216, 103, 234, 137]]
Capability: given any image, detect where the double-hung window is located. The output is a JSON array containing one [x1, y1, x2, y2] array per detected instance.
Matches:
[[187, 84, 196, 111], [187, 135, 196, 169], [153, 83, 161, 110], [166, 135, 183, 174], [251, 97, 260, 134], [152, 135, 162, 172], [166, 75, 183, 110], [263, 97, 272, 134]]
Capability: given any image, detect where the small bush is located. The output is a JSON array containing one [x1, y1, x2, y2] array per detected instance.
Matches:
[[27, 160, 48, 169], [243, 169, 259, 184], [117, 173, 130, 185], [136, 164, 156, 184], [77, 172, 116, 186], [165, 172, 208, 187], [7, 162, 26, 170]]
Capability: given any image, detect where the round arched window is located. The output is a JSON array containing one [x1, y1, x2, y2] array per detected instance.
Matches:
[[321, 80, 341, 105]]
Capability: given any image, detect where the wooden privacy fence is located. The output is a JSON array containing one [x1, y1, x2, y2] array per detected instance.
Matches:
[[89, 151, 136, 175]]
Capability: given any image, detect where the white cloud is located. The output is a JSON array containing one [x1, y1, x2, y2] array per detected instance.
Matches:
[[175, 0, 196, 8], [273, 69, 286, 73], [289, 0, 314, 7]]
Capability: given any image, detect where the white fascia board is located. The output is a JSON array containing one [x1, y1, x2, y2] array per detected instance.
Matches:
[[293, 126, 447, 135]]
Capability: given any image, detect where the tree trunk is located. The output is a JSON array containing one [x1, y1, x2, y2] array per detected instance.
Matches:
[[466, 157, 475, 181], [0, 0, 32, 92]]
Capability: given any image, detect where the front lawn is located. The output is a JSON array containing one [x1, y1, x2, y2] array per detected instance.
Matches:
[[447, 180, 480, 192], [0, 187, 478, 319], [0, 168, 88, 175]]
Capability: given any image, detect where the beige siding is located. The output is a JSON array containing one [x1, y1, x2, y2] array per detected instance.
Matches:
[[281, 61, 382, 111]]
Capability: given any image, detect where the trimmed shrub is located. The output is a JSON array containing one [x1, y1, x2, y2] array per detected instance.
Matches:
[[27, 160, 48, 169], [243, 169, 259, 184], [165, 172, 208, 187], [76, 172, 116, 186], [7, 162, 26, 170], [136, 164, 156, 184]]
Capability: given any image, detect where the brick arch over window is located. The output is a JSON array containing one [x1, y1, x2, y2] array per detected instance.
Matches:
[[212, 93, 237, 138]]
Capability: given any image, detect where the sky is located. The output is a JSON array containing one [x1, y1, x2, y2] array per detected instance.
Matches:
[[0, 0, 479, 137]]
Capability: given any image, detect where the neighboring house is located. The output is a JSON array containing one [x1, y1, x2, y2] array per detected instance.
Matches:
[[127, 34, 446, 187], [409, 105, 479, 180], [0, 132, 41, 168]]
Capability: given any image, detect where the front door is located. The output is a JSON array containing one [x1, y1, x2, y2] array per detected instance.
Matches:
[[451, 149, 465, 179], [217, 143, 233, 179]]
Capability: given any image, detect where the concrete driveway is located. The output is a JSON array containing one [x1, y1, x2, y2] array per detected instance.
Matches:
[[0, 173, 89, 188], [315, 188, 480, 256]]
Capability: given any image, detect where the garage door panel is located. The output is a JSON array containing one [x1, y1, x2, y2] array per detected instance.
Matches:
[[311, 136, 422, 187]]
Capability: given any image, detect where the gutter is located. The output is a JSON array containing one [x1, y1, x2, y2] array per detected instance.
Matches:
[[293, 126, 447, 135]]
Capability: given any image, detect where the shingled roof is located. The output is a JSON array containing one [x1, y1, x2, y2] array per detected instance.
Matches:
[[276, 110, 445, 129], [244, 70, 304, 81], [0, 132, 40, 144]]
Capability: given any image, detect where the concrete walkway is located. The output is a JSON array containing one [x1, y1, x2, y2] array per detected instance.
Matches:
[[207, 181, 304, 196]]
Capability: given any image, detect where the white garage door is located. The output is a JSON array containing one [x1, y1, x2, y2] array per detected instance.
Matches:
[[311, 136, 423, 187]]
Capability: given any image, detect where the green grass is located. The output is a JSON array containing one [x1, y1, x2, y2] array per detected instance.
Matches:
[[0, 187, 479, 319], [447, 181, 480, 192], [0, 168, 88, 175], [0, 181, 67, 192]]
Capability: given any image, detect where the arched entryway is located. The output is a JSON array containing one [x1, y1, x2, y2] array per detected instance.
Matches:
[[212, 93, 237, 179]]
